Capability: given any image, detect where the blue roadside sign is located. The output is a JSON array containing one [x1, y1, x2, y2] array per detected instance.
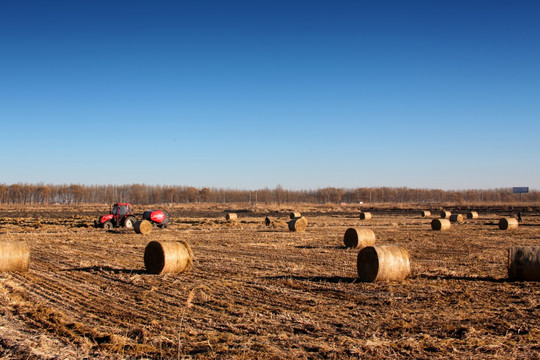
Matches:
[[513, 187, 529, 193]]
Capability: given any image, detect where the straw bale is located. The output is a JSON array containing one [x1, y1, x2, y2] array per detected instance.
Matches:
[[431, 218, 451, 231], [343, 228, 376, 249], [144, 240, 193, 275], [449, 214, 464, 223], [225, 213, 238, 221], [357, 245, 411, 282], [360, 212, 372, 220], [288, 216, 308, 232], [508, 246, 540, 281], [440, 210, 451, 219], [290, 212, 301, 219], [467, 211, 479, 219], [499, 217, 518, 230], [0, 241, 29, 272], [134, 220, 152, 234], [421, 211, 431, 218]]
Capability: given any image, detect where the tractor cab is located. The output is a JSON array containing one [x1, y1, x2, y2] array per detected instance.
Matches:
[[110, 203, 133, 225], [113, 203, 132, 218]]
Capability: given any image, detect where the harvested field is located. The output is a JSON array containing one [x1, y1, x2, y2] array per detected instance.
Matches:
[[0, 203, 539, 359]]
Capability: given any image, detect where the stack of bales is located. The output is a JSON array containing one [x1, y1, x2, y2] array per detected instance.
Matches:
[[288, 211, 307, 232]]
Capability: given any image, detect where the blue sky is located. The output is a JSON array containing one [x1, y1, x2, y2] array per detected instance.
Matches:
[[1, 0, 538, 190]]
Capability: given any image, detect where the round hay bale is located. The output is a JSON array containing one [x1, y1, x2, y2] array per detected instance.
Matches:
[[288, 216, 308, 232], [134, 220, 152, 234], [449, 214, 464, 223], [225, 213, 237, 221], [343, 228, 376, 249], [431, 218, 451, 231], [499, 217, 518, 230], [440, 210, 451, 219], [467, 211, 479, 219], [357, 245, 411, 282], [508, 246, 540, 281], [289, 212, 301, 219], [360, 212, 372, 220], [0, 241, 29, 272], [421, 211, 431, 218], [144, 240, 193, 275]]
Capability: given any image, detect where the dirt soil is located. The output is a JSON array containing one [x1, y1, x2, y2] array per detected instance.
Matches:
[[0, 203, 539, 359]]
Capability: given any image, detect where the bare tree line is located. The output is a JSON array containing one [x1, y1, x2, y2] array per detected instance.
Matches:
[[0, 183, 537, 205]]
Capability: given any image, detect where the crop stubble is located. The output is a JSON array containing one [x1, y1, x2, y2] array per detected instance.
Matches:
[[0, 204, 538, 359]]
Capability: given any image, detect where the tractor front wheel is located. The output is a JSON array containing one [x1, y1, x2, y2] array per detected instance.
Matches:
[[123, 216, 136, 229], [103, 221, 113, 230]]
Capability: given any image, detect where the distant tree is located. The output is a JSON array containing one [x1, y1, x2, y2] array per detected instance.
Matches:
[[186, 187, 199, 202], [37, 185, 51, 204], [199, 188, 211, 202]]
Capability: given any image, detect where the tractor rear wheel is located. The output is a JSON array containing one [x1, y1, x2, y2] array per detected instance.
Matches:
[[123, 216, 136, 229], [103, 221, 113, 230]]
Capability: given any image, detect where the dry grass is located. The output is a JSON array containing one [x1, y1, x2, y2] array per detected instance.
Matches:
[[0, 203, 539, 358]]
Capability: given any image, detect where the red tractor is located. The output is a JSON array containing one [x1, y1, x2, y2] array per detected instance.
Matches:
[[94, 203, 169, 230]]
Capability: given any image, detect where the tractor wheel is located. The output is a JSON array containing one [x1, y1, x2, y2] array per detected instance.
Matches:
[[123, 216, 136, 229], [103, 221, 113, 230]]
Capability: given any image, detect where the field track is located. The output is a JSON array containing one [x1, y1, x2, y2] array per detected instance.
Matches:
[[0, 203, 539, 359]]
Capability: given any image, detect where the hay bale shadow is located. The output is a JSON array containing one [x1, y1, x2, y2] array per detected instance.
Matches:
[[105, 229, 133, 234], [415, 274, 508, 283], [295, 245, 344, 249], [266, 275, 358, 284], [63, 266, 146, 275]]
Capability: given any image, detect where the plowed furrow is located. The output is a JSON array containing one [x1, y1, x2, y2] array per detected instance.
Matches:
[[7, 272, 154, 330]]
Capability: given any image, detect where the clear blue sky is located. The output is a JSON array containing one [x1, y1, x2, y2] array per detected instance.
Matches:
[[1, 0, 538, 190]]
